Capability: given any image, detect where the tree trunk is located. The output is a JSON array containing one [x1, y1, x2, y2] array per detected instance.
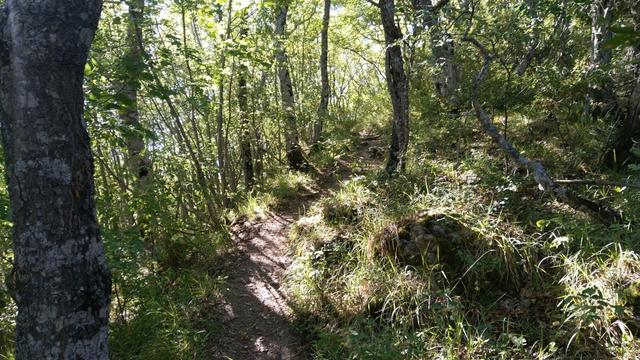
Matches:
[[216, 0, 232, 204], [586, 0, 619, 120], [412, 0, 459, 105], [121, 0, 153, 241], [380, 0, 410, 174], [275, 0, 311, 171], [603, 10, 640, 166], [0, 1, 111, 358], [312, 0, 331, 146], [121, 0, 151, 185], [238, 20, 255, 190], [464, 35, 622, 224], [515, 0, 541, 76]]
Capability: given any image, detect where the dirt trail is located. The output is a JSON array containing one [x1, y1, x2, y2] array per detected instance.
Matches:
[[210, 133, 384, 359], [210, 209, 308, 359]]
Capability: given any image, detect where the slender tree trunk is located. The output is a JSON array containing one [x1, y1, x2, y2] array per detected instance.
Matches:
[[122, 0, 154, 242], [586, 0, 619, 120], [379, 0, 410, 174], [216, 0, 232, 204], [552, 0, 572, 71], [312, 0, 331, 146], [275, 0, 311, 171], [0, 1, 111, 358], [603, 10, 640, 166], [253, 71, 268, 181], [515, 0, 541, 76], [149, 70, 221, 224], [412, 0, 459, 105], [464, 35, 622, 224], [121, 0, 151, 185], [238, 20, 255, 190], [225, 65, 237, 195]]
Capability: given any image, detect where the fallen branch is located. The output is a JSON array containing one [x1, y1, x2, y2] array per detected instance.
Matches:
[[462, 35, 623, 224], [554, 179, 640, 189]]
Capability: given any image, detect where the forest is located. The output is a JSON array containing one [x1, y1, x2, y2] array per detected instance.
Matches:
[[0, 0, 640, 358]]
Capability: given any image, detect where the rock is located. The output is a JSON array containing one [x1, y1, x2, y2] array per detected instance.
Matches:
[[410, 224, 426, 239], [461, 169, 480, 184], [449, 233, 462, 244], [373, 214, 480, 277], [219, 301, 236, 323], [414, 233, 435, 252], [254, 336, 269, 352], [430, 224, 447, 237]]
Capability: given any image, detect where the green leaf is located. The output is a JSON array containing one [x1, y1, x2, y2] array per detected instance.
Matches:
[[536, 219, 548, 230], [84, 62, 95, 76]]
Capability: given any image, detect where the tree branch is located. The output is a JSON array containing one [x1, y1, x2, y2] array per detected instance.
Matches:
[[555, 179, 640, 189], [462, 35, 623, 224], [432, 0, 451, 12], [364, 0, 380, 8]]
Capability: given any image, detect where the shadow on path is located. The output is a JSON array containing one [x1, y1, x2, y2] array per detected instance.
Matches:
[[209, 212, 306, 360]]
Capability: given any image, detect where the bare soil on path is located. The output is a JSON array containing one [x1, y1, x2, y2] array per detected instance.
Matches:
[[210, 208, 310, 360], [209, 133, 384, 359]]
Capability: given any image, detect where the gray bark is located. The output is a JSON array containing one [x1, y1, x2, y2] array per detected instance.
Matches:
[[121, 0, 151, 184], [275, 0, 310, 171], [216, 0, 232, 203], [412, 0, 460, 105], [603, 9, 640, 166], [587, 0, 619, 119], [379, 0, 410, 174], [515, 0, 540, 76], [0, 1, 111, 358], [238, 19, 255, 190], [464, 35, 622, 224], [312, 0, 330, 145]]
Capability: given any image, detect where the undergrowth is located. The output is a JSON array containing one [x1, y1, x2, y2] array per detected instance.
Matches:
[[285, 116, 640, 359]]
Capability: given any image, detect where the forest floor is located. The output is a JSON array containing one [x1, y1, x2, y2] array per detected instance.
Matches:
[[209, 133, 383, 359]]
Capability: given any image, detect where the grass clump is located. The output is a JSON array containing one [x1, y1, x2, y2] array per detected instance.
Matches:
[[232, 192, 276, 222], [321, 178, 375, 225], [268, 171, 314, 210]]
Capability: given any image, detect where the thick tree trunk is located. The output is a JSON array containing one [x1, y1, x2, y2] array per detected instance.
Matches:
[[380, 0, 410, 174], [0, 1, 111, 358], [312, 0, 331, 146], [275, 0, 311, 171]]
